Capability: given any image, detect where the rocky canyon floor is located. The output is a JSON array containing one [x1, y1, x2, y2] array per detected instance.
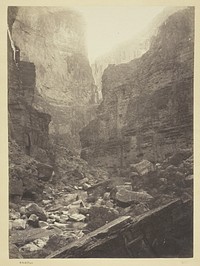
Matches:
[[9, 142, 193, 258], [7, 6, 194, 259]]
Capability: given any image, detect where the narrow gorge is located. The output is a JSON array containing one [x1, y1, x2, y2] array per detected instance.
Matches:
[[80, 7, 193, 171], [8, 6, 194, 259]]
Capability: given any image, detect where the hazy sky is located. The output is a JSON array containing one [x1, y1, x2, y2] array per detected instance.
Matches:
[[76, 6, 166, 62]]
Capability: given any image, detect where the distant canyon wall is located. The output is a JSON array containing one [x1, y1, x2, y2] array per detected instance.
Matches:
[[80, 8, 194, 171], [10, 7, 98, 152], [91, 6, 186, 100]]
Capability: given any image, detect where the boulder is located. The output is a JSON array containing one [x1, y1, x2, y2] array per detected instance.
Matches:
[[42, 199, 52, 205], [69, 213, 86, 222], [105, 201, 114, 208], [28, 214, 39, 228], [39, 221, 49, 228], [116, 184, 132, 192], [33, 237, 49, 248], [159, 178, 168, 184], [59, 214, 69, 223], [77, 190, 88, 201], [63, 186, 74, 193], [25, 203, 47, 221], [95, 198, 104, 207], [78, 208, 89, 215], [67, 200, 86, 215], [19, 206, 26, 215], [79, 177, 89, 185], [61, 210, 69, 215], [47, 218, 55, 224], [71, 199, 86, 208], [130, 160, 154, 176], [9, 209, 20, 220], [103, 192, 110, 200], [53, 222, 67, 230], [37, 162, 53, 181], [12, 219, 26, 230], [116, 188, 153, 204], [19, 243, 40, 252], [63, 193, 78, 206], [83, 183, 91, 190]]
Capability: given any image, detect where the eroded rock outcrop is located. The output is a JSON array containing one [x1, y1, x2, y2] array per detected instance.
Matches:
[[80, 8, 194, 171], [10, 7, 98, 152]]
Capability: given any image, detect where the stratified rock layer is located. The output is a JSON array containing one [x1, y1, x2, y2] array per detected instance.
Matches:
[[11, 7, 98, 152], [80, 8, 194, 170], [8, 7, 51, 163]]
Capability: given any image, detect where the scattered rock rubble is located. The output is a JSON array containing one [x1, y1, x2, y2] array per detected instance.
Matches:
[[9, 148, 193, 258]]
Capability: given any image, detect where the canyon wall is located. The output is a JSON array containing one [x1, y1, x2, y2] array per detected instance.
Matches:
[[10, 7, 98, 152], [8, 7, 54, 201], [91, 7, 185, 100], [8, 7, 51, 163], [80, 7, 194, 171]]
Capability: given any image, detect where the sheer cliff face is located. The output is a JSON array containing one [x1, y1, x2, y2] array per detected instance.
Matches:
[[8, 7, 51, 163], [80, 8, 194, 170], [11, 7, 97, 152]]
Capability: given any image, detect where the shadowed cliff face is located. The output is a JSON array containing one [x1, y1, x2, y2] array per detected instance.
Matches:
[[11, 7, 98, 152], [80, 8, 194, 170], [8, 7, 54, 201], [8, 7, 51, 163]]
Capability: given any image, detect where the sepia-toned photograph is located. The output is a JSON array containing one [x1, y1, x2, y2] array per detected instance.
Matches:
[[7, 4, 194, 259]]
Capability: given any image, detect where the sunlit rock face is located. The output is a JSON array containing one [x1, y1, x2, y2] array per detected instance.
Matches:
[[11, 7, 98, 152], [91, 7, 185, 100], [80, 8, 194, 171]]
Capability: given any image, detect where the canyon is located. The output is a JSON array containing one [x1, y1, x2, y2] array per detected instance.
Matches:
[[7, 6, 194, 259], [80, 7, 194, 171]]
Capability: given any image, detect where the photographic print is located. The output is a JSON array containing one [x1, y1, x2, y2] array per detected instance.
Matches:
[[6, 3, 194, 259]]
